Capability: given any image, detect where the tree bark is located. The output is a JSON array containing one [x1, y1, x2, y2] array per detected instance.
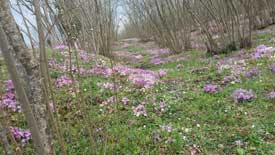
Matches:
[[0, 0, 52, 154], [0, 121, 13, 155]]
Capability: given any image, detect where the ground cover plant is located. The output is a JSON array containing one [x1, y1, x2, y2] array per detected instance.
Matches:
[[0, 0, 275, 154], [1, 28, 275, 154]]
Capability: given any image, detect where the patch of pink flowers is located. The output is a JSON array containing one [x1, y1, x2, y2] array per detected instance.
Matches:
[[0, 80, 20, 112], [9, 126, 31, 145], [113, 64, 161, 89], [203, 84, 218, 93], [222, 76, 236, 85], [1, 93, 18, 112], [251, 45, 275, 59], [245, 67, 259, 78], [102, 82, 115, 90], [113, 51, 144, 62], [79, 52, 93, 62], [232, 88, 255, 103], [89, 66, 112, 77], [55, 76, 73, 88], [54, 44, 67, 50], [133, 104, 147, 117], [128, 72, 158, 89], [87, 64, 161, 89], [121, 97, 130, 105], [158, 69, 168, 78], [49, 59, 88, 75]]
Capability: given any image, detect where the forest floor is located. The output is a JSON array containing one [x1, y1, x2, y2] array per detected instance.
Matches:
[[1, 26, 275, 154]]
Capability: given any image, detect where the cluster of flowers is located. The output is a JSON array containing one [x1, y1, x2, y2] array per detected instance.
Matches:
[[153, 101, 167, 113], [79, 52, 94, 62], [121, 97, 130, 105], [158, 69, 168, 78], [221, 75, 239, 85], [48, 59, 87, 75], [113, 51, 144, 62], [267, 91, 275, 99], [52, 61, 165, 90], [0, 80, 20, 112], [206, 79, 274, 103], [54, 44, 68, 50], [150, 55, 185, 65], [112, 64, 165, 89], [251, 45, 275, 59], [55, 76, 73, 88], [102, 82, 115, 90], [133, 104, 147, 117], [217, 58, 247, 76], [9, 126, 31, 145], [89, 66, 113, 77], [203, 84, 218, 93], [232, 89, 255, 103], [245, 67, 259, 78], [128, 71, 158, 89]]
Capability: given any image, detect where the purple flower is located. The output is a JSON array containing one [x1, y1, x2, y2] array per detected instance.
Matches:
[[232, 88, 255, 102], [0, 92, 19, 112], [113, 51, 143, 62], [79, 52, 93, 62], [55, 76, 73, 88], [0, 98, 17, 112], [9, 126, 31, 145], [269, 64, 275, 73], [203, 84, 218, 93], [91, 64, 161, 89], [90, 66, 112, 77], [5, 80, 15, 91], [245, 67, 259, 78], [54, 44, 67, 50], [159, 101, 166, 108], [251, 45, 275, 59], [121, 97, 129, 105], [222, 76, 234, 84], [128, 73, 158, 89], [133, 104, 147, 117], [150, 58, 164, 65], [158, 69, 168, 77], [102, 82, 115, 90], [267, 91, 275, 99]]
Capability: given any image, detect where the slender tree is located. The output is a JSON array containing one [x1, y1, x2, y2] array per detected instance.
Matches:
[[0, 0, 52, 154]]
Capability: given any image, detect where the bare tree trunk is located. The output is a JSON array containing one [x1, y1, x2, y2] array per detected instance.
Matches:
[[0, 25, 47, 155], [0, 0, 52, 154]]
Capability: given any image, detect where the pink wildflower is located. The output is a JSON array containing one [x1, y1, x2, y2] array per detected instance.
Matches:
[[133, 104, 147, 117]]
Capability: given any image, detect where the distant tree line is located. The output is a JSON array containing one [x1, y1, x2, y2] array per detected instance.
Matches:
[[122, 0, 275, 54]]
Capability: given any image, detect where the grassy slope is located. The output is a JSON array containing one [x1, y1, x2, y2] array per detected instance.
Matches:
[[0, 30, 275, 154]]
